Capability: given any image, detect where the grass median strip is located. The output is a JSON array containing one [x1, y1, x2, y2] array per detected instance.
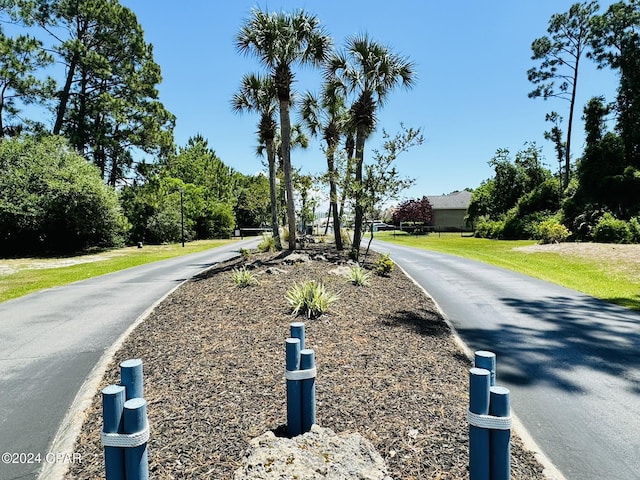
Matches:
[[0, 240, 235, 303]]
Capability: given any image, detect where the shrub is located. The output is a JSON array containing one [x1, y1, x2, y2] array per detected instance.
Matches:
[[257, 232, 277, 252], [231, 267, 256, 287], [593, 213, 632, 243], [629, 217, 640, 243], [533, 218, 571, 244], [286, 280, 339, 319], [239, 247, 252, 260], [0, 135, 128, 253], [348, 265, 371, 286], [375, 253, 395, 276], [475, 217, 504, 239], [340, 229, 352, 247]]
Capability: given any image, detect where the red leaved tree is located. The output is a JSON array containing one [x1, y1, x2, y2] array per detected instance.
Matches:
[[392, 196, 434, 228]]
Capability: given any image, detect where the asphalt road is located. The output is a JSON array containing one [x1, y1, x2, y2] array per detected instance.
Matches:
[[372, 239, 640, 480], [0, 239, 257, 480]]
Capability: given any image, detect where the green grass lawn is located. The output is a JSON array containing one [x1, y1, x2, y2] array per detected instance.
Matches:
[[0, 239, 235, 303], [374, 231, 640, 311]]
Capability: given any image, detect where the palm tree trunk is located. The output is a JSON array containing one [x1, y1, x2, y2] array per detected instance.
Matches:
[[351, 126, 366, 260], [327, 147, 342, 250], [266, 139, 281, 249], [279, 98, 296, 250]]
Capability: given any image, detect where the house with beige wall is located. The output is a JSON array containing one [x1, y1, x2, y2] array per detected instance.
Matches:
[[427, 190, 472, 231]]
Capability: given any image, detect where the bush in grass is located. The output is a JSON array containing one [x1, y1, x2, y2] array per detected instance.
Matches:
[[474, 217, 504, 239], [629, 217, 640, 243], [533, 218, 571, 244], [348, 265, 371, 286], [257, 232, 277, 252], [286, 280, 339, 319], [231, 267, 256, 287], [593, 213, 631, 243], [375, 253, 395, 276]]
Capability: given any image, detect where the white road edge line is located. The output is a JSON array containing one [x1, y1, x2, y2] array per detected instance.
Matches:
[[393, 260, 568, 480]]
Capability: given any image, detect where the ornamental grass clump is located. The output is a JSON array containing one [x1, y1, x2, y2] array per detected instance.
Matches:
[[257, 233, 277, 252], [231, 267, 256, 288], [375, 253, 395, 276], [348, 265, 371, 287], [286, 280, 339, 319]]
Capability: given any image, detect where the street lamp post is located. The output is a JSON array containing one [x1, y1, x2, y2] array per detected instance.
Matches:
[[179, 187, 184, 247]]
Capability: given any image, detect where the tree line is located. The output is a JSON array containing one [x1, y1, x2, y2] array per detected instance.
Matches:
[[468, 0, 640, 244], [0, 1, 274, 254]]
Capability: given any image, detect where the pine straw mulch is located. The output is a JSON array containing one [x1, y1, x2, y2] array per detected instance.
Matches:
[[65, 243, 545, 480]]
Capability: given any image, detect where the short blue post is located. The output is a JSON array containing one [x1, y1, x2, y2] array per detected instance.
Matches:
[[102, 384, 125, 480], [474, 351, 496, 386], [469, 367, 491, 480], [489, 386, 511, 480], [123, 398, 149, 480], [290, 322, 305, 350], [120, 359, 144, 400], [286, 338, 302, 437], [300, 349, 316, 432]]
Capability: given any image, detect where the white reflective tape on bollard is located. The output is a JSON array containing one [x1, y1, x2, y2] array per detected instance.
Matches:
[[284, 367, 317, 381], [101, 425, 150, 448], [466, 409, 512, 430]]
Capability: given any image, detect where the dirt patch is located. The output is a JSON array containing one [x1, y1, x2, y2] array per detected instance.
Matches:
[[514, 242, 640, 262], [515, 242, 640, 281], [64, 245, 545, 480]]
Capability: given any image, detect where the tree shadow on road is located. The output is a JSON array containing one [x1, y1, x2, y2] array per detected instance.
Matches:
[[454, 294, 640, 395]]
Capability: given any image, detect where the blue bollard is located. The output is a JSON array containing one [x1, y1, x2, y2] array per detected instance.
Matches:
[[469, 367, 491, 480], [123, 397, 149, 480], [300, 349, 316, 432], [102, 384, 126, 480], [489, 386, 511, 480], [290, 322, 305, 350], [286, 338, 302, 437], [120, 359, 144, 400], [474, 351, 496, 386]]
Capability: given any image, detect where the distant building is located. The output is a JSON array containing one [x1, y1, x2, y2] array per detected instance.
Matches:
[[427, 190, 472, 230]]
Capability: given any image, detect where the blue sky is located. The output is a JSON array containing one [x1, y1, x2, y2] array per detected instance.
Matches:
[[120, 1, 620, 200]]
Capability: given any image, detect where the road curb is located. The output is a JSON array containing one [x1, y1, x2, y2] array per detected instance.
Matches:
[[38, 247, 246, 480], [393, 260, 568, 480]]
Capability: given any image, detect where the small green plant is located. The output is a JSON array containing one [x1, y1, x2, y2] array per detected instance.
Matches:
[[257, 232, 277, 252], [340, 229, 352, 247], [593, 213, 631, 243], [231, 267, 256, 287], [375, 253, 395, 276], [239, 247, 252, 260], [348, 265, 371, 286], [534, 218, 571, 244], [286, 280, 339, 319]]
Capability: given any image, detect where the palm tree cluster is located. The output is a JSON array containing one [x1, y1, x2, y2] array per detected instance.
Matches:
[[233, 8, 415, 258]]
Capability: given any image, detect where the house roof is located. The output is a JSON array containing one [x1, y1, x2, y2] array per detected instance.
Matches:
[[427, 190, 472, 210]]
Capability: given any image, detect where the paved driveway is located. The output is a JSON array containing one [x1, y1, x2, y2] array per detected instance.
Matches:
[[0, 239, 257, 480], [373, 240, 640, 480]]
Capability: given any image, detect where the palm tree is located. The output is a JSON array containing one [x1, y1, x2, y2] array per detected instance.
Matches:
[[300, 83, 349, 250], [327, 34, 415, 259], [267, 124, 309, 228], [231, 73, 281, 249], [236, 8, 332, 250]]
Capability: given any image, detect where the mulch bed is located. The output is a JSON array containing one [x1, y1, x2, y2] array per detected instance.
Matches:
[[65, 244, 545, 479]]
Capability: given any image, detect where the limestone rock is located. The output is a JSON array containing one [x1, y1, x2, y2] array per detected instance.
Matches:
[[234, 425, 392, 480], [282, 253, 311, 265]]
